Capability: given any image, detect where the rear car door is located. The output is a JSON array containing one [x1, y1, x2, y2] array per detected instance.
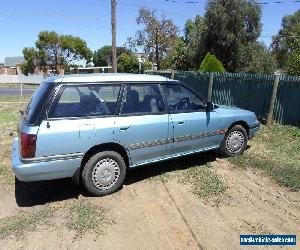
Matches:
[[114, 83, 170, 167], [36, 84, 121, 158], [162, 84, 224, 156]]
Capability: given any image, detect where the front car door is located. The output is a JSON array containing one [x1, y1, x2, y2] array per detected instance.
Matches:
[[162, 83, 225, 156], [114, 83, 170, 167]]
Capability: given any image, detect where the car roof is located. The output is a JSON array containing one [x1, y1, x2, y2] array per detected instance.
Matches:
[[44, 73, 177, 84]]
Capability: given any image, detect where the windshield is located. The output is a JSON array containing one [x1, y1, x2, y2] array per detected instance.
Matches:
[[24, 82, 54, 125]]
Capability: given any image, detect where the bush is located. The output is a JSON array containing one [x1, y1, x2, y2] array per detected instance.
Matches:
[[286, 49, 300, 76], [117, 53, 139, 73], [199, 53, 225, 73], [237, 42, 276, 74]]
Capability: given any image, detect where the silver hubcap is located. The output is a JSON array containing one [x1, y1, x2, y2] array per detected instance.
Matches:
[[92, 158, 120, 190], [226, 131, 244, 154]]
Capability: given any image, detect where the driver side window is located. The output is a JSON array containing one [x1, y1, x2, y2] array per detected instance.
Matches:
[[162, 84, 205, 112]]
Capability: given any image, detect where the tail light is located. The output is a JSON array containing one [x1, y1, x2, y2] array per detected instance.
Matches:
[[20, 133, 37, 158]]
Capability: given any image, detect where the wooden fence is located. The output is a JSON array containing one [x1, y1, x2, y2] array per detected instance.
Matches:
[[147, 71, 300, 127]]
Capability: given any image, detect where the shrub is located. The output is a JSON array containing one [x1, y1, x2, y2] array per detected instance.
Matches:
[[199, 52, 225, 73]]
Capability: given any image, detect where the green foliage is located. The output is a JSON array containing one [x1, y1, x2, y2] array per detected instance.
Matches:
[[162, 39, 191, 70], [272, 10, 300, 69], [199, 53, 225, 73], [128, 7, 179, 70], [286, 49, 300, 75], [204, 0, 262, 71], [117, 53, 139, 73], [143, 60, 153, 71], [20, 48, 36, 75], [93, 46, 130, 67], [184, 15, 207, 69], [237, 42, 277, 74], [22, 31, 92, 75]]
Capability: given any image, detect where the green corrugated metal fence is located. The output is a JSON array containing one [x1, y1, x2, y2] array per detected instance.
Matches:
[[146, 70, 300, 127]]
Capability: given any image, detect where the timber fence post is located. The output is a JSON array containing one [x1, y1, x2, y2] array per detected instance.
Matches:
[[267, 74, 280, 125], [207, 73, 214, 102]]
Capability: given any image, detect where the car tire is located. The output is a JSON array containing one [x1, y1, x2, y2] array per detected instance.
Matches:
[[219, 125, 248, 157], [82, 151, 126, 196]]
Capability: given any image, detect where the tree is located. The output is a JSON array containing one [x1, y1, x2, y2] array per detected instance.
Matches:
[[128, 7, 179, 70], [271, 10, 300, 69], [20, 47, 48, 75], [20, 48, 38, 75], [286, 49, 300, 75], [35, 31, 92, 74], [93, 46, 130, 67], [117, 53, 139, 73], [162, 39, 190, 70], [237, 42, 276, 74], [204, 0, 262, 71], [199, 52, 225, 73], [184, 15, 207, 69]]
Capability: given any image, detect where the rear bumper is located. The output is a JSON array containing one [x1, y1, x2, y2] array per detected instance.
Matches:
[[248, 122, 260, 140], [11, 138, 81, 182]]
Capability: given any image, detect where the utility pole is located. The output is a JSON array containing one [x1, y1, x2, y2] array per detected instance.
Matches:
[[111, 0, 117, 73]]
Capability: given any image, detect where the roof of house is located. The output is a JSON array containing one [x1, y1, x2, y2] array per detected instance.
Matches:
[[4, 56, 25, 67], [44, 73, 175, 84]]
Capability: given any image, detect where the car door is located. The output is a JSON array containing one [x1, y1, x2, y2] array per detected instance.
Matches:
[[162, 84, 224, 156], [114, 83, 170, 167], [36, 84, 121, 158]]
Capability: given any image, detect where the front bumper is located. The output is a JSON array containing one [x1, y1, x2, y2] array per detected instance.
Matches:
[[11, 138, 81, 182], [248, 122, 260, 139]]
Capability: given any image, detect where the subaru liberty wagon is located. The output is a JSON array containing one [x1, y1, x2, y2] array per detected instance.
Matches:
[[12, 73, 260, 196]]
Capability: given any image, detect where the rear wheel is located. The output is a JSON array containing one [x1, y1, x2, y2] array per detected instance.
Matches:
[[219, 125, 248, 157], [82, 151, 126, 196]]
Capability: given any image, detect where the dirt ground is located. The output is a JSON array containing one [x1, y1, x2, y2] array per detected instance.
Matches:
[[0, 153, 299, 250]]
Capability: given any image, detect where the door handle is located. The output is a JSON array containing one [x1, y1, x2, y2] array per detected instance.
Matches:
[[177, 121, 185, 125], [119, 126, 130, 132]]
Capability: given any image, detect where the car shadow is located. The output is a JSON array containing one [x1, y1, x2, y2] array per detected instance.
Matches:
[[124, 151, 221, 186], [15, 178, 81, 207], [15, 151, 225, 207]]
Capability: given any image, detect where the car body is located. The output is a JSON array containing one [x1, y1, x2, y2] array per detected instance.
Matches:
[[11, 73, 260, 196]]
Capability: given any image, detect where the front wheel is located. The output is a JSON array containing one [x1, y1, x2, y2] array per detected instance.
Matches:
[[82, 151, 126, 196], [219, 125, 248, 157]]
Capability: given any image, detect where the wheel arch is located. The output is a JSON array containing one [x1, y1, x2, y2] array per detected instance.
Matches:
[[227, 120, 249, 137], [73, 142, 130, 185]]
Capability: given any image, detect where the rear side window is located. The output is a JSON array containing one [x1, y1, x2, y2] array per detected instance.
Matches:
[[25, 82, 54, 125], [49, 85, 121, 118], [121, 84, 165, 114]]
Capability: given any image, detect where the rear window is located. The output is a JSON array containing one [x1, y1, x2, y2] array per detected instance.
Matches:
[[24, 82, 54, 125]]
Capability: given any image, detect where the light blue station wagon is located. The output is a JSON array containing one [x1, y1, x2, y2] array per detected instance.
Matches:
[[12, 73, 260, 196]]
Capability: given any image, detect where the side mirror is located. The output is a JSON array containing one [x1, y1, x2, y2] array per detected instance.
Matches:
[[205, 101, 214, 112]]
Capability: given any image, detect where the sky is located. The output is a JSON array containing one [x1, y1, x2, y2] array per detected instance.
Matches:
[[0, 0, 300, 63]]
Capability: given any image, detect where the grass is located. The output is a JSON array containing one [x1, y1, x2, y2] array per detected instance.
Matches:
[[228, 124, 300, 191], [0, 207, 53, 239], [0, 96, 31, 103], [0, 83, 38, 89], [65, 200, 112, 238], [180, 164, 227, 199], [0, 164, 15, 185]]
